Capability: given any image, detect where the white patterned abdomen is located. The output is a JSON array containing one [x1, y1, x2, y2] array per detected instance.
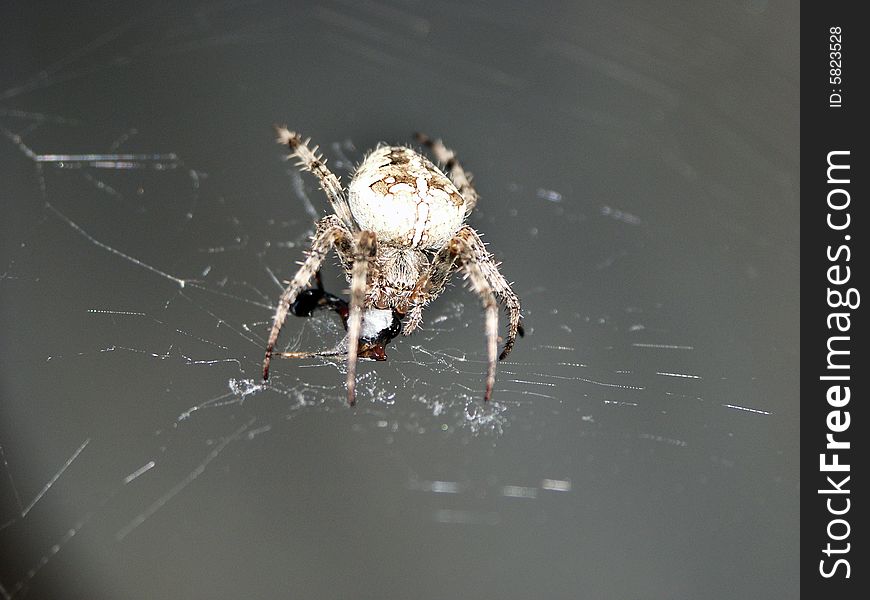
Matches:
[[348, 146, 466, 250]]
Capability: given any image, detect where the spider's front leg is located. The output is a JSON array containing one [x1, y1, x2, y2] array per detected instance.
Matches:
[[450, 234, 499, 402], [461, 228, 524, 360], [448, 227, 523, 402], [275, 126, 355, 228], [263, 215, 353, 380], [345, 230, 378, 406]]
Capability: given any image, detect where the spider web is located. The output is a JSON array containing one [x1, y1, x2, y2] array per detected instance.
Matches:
[[1, 2, 798, 598]]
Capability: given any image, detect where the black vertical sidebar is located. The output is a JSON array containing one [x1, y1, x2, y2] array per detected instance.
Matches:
[[802, 3, 867, 596]]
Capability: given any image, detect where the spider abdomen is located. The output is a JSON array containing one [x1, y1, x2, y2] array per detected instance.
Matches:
[[348, 146, 466, 250]]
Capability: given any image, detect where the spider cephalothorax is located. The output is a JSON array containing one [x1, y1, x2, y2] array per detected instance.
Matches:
[[263, 127, 523, 405]]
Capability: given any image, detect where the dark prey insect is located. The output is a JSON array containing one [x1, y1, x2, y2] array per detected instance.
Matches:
[[263, 127, 523, 405]]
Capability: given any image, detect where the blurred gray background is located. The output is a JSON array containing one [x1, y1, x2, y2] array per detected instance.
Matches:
[[1, 1, 798, 598]]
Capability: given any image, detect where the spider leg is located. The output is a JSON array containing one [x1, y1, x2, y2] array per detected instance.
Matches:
[[455, 227, 523, 360], [405, 226, 522, 361], [447, 234, 499, 402], [415, 132, 479, 214], [263, 215, 352, 380], [275, 125, 356, 229], [345, 230, 377, 406], [401, 304, 424, 336], [402, 241, 460, 336], [415, 226, 522, 401]]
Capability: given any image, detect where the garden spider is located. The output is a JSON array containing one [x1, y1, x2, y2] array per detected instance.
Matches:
[[263, 127, 522, 405]]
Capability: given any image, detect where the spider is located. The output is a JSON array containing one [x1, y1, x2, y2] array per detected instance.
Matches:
[[263, 126, 523, 405]]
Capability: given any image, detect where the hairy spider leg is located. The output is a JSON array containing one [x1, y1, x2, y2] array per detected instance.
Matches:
[[407, 226, 523, 401], [345, 230, 377, 405], [262, 215, 353, 380], [275, 125, 356, 229], [416, 133, 523, 351]]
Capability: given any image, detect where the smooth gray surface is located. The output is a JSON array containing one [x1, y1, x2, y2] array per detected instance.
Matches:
[[2, 2, 798, 598]]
